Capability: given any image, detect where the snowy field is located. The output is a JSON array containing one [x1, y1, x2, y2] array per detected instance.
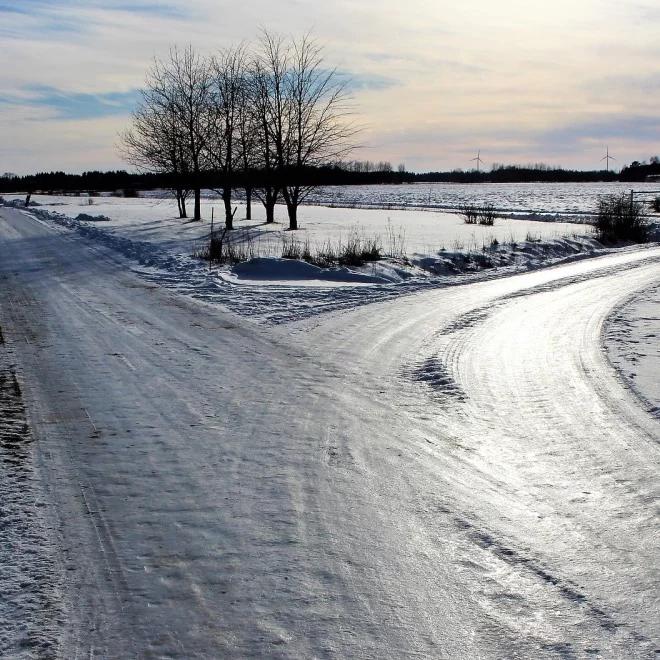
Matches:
[[5, 190, 597, 248], [3, 185, 659, 325], [4, 192, 600, 280], [302, 181, 660, 217]]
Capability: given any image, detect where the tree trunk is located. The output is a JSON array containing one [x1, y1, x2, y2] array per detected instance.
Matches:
[[176, 190, 187, 218], [282, 188, 298, 230], [194, 188, 201, 221], [223, 187, 233, 230], [265, 199, 275, 224], [287, 202, 298, 230], [264, 187, 278, 224], [245, 186, 252, 221]]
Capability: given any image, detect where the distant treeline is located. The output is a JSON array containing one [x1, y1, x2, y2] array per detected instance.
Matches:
[[0, 166, 415, 196], [411, 166, 619, 183], [1, 159, 658, 196], [619, 158, 660, 182]]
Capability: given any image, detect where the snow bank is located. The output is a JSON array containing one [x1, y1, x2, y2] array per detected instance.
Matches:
[[0, 328, 64, 656], [605, 283, 660, 418], [75, 212, 111, 222], [228, 257, 389, 285], [413, 235, 606, 275]]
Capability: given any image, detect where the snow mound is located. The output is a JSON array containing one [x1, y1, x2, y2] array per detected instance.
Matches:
[[75, 213, 111, 222], [605, 281, 660, 418], [229, 257, 389, 284]]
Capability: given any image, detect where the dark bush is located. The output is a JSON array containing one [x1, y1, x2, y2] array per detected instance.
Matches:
[[477, 203, 497, 226], [337, 235, 379, 266], [281, 235, 312, 262], [196, 228, 257, 263], [594, 193, 648, 243], [280, 233, 381, 268], [458, 203, 479, 224], [459, 202, 496, 225]]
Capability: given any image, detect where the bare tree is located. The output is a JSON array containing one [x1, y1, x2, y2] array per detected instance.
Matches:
[[122, 36, 355, 228], [255, 32, 356, 229], [160, 46, 213, 221], [251, 55, 281, 224], [235, 68, 259, 221], [207, 45, 248, 230], [120, 82, 191, 218]]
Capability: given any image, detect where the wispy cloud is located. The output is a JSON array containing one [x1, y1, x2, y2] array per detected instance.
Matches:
[[0, 0, 186, 16], [334, 70, 398, 92], [1, 86, 140, 120], [0, 1, 40, 14], [0, 0, 658, 172], [0, 0, 188, 39], [536, 115, 660, 147]]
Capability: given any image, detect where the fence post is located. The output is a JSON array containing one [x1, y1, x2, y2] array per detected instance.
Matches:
[[209, 206, 214, 271], [630, 189, 634, 214]]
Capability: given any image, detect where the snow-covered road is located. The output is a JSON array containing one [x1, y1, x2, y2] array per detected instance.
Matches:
[[1, 206, 658, 658]]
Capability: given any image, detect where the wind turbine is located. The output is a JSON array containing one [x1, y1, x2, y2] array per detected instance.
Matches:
[[471, 150, 484, 172], [601, 146, 616, 172]]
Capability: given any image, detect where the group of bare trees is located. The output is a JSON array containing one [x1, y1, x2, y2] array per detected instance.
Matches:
[[120, 33, 355, 230]]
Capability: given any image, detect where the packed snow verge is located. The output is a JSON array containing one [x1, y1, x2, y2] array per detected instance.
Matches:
[[605, 282, 660, 418], [0, 323, 64, 658], [2, 195, 654, 324]]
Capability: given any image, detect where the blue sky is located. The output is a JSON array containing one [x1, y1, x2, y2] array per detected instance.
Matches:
[[0, 0, 658, 173]]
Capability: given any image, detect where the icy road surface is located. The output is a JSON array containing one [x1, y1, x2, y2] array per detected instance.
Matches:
[[0, 206, 659, 658]]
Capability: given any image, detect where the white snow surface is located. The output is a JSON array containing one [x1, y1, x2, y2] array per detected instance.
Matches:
[[0, 195, 659, 658], [298, 181, 660, 217], [3, 190, 596, 253]]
